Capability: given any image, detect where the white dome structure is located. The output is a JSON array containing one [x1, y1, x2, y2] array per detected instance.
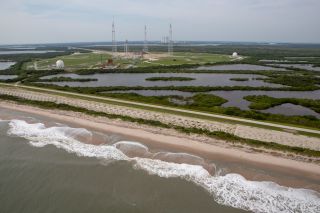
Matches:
[[56, 60, 65, 69], [232, 52, 238, 57]]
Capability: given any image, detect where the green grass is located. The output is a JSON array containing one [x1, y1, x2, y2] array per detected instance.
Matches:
[[24, 52, 232, 70], [137, 52, 232, 67], [24, 53, 112, 70]]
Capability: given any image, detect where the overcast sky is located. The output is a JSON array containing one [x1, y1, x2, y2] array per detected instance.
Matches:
[[1, 0, 320, 44]]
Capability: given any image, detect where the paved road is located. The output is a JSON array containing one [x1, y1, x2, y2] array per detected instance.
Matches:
[[1, 83, 319, 135]]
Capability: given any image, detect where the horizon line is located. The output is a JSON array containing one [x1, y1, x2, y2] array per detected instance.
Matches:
[[1, 40, 320, 46]]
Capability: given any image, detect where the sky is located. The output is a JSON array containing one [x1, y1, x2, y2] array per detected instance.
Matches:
[[0, 0, 320, 44]]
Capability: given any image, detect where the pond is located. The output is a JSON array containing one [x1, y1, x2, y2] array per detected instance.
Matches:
[[266, 64, 320, 72], [0, 50, 61, 55], [195, 64, 287, 71], [40, 73, 285, 88], [208, 90, 320, 110], [261, 103, 320, 119], [0, 62, 16, 70], [0, 75, 18, 80]]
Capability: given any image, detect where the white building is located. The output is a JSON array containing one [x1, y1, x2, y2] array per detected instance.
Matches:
[[56, 60, 65, 69], [232, 52, 238, 58]]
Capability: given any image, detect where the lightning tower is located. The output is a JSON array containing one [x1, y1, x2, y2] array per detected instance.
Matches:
[[124, 40, 128, 55], [143, 25, 148, 52], [168, 24, 173, 56], [112, 18, 117, 53]]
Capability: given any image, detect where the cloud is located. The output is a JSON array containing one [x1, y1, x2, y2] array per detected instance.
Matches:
[[0, 0, 319, 44]]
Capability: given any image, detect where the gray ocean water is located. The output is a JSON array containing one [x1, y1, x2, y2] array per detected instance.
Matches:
[[0, 108, 319, 213]]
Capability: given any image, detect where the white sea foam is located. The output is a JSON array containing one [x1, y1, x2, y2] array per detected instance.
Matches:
[[153, 152, 205, 164], [7, 119, 320, 213], [8, 120, 126, 160], [114, 141, 149, 152]]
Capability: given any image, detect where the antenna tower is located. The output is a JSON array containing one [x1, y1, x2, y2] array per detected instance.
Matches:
[[143, 25, 148, 52], [112, 18, 117, 53], [168, 24, 173, 55]]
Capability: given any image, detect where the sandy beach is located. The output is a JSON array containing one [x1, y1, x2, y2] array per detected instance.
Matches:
[[1, 101, 320, 183]]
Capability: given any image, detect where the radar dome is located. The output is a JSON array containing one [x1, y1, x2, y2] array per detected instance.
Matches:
[[56, 60, 65, 69], [232, 52, 238, 57]]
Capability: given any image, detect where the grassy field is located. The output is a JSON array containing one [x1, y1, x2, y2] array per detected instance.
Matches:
[[135, 52, 232, 67], [24, 52, 112, 70], [23, 52, 232, 70]]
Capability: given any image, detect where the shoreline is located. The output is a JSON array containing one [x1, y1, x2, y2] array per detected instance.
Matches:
[[1, 101, 320, 187]]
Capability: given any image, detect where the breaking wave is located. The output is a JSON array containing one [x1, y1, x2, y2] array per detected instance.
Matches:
[[7, 119, 320, 213]]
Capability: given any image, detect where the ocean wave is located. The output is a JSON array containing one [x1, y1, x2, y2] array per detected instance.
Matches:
[[7, 119, 320, 213], [8, 120, 124, 160]]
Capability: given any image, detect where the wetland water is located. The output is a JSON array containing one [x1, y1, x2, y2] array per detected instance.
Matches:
[[261, 103, 320, 118], [40, 73, 285, 87], [0, 62, 16, 70], [208, 90, 320, 109], [0, 108, 319, 213], [0, 50, 61, 55], [104, 90, 320, 118], [195, 64, 287, 71], [0, 75, 18, 80], [266, 64, 320, 72]]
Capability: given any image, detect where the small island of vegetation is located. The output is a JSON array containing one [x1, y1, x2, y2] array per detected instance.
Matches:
[[230, 78, 249, 81], [37, 77, 98, 83]]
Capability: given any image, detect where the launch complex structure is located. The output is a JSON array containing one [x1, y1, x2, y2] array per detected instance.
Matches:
[[111, 19, 173, 57]]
